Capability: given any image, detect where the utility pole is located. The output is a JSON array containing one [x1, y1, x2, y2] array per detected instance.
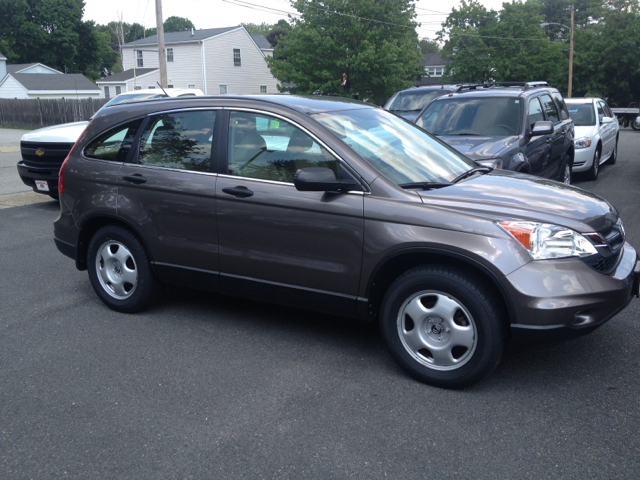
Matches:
[[568, 4, 574, 98], [155, 0, 168, 88]]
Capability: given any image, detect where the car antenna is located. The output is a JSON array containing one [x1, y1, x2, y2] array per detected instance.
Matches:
[[157, 82, 169, 97]]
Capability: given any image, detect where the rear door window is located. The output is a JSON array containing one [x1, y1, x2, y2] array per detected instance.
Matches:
[[552, 92, 570, 120], [138, 111, 216, 172], [84, 119, 144, 162], [540, 95, 560, 124]]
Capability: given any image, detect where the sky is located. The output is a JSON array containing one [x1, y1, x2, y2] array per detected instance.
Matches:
[[82, 0, 507, 40]]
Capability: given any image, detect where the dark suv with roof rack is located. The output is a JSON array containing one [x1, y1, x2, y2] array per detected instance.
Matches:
[[384, 84, 459, 122], [415, 82, 575, 184]]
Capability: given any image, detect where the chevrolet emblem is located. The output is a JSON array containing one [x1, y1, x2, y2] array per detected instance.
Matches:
[[35, 149, 45, 156]]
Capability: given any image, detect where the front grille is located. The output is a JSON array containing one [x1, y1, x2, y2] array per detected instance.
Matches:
[[21, 141, 74, 168], [581, 220, 625, 275]]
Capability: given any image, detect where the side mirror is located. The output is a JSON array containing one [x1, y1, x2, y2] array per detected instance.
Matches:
[[293, 167, 358, 192], [601, 116, 613, 124], [531, 120, 554, 136]]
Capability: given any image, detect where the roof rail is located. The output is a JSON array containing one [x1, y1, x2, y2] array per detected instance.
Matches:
[[489, 81, 550, 90]]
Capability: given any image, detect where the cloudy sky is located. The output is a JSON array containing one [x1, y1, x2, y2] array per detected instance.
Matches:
[[82, 0, 507, 40]]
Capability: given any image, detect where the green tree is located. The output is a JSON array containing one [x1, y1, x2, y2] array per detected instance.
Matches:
[[242, 22, 276, 36], [268, 0, 423, 104], [419, 38, 440, 54], [163, 16, 195, 32]]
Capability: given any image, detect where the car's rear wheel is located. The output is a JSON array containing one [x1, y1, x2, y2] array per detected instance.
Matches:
[[632, 118, 640, 131], [587, 147, 601, 181], [87, 225, 160, 313], [380, 265, 506, 389]]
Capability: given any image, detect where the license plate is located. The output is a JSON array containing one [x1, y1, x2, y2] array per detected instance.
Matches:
[[35, 180, 49, 192]]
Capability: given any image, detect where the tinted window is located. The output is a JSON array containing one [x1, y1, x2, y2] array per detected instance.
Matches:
[[385, 90, 452, 112], [540, 95, 559, 123], [84, 119, 143, 161], [602, 102, 613, 117], [552, 92, 569, 120], [567, 103, 596, 126], [138, 111, 216, 172], [597, 102, 606, 120], [315, 108, 474, 186], [528, 98, 545, 130], [416, 97, 522, 136], [228, 111, 339, 183]]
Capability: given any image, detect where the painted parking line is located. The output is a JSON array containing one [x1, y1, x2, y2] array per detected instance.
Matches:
[[0, 191, 56, 209], [0, 146, 21, 153]]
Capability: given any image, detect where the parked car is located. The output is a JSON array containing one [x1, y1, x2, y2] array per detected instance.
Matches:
[[565, 98, 619, 181], [17, 88, 204, 199], [384, 85, 457, 121], [415, 82, 575, 184], [53, 94, 639, 389]]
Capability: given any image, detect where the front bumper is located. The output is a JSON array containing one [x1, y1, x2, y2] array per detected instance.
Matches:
[[506, 242, 639, 342], [571, 145, 597, 172], [17, 161, 60, 196]]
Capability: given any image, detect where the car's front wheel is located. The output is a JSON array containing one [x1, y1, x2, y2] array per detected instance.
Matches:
[[559, 156, 572, 185], [87, 225, 160, 313], [608, 139, 618, 165], [587, 147, 601, 181], [380, 266, 506, 389]]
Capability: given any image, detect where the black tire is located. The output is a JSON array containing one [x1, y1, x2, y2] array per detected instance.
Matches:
[[632, 118, 640, 131], [48, 193, 59, 200], [87, 225, 160, 313], [558, 155, 572, 185], [379, 265, 506, 389], [608, 138, 618, 165], [587, 147, 601, 181]]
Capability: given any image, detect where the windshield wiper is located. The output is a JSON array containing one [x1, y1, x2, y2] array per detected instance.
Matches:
[[399, 182, 452, 190], [451, 132, 481, 136], [451, 166, 493, 184]]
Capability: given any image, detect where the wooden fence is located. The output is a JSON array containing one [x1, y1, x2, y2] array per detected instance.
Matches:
[[0, 98, 108, 129]]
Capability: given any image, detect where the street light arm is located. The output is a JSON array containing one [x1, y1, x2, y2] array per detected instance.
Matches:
[[540, 22, 570, 29]]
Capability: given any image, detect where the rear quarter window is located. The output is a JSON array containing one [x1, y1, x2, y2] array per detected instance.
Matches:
[[84, 119, 143, 162]]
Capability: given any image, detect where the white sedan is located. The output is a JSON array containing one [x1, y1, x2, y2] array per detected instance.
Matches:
[[566, 98, 619, 181]]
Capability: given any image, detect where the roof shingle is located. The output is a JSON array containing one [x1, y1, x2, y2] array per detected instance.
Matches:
[[11, 73, 100, 91]]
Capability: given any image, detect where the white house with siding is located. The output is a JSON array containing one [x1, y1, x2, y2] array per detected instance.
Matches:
[[98, 27, 278, 97]]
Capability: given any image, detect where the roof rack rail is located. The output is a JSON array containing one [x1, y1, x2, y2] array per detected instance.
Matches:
[[489, 81, 551, 90]]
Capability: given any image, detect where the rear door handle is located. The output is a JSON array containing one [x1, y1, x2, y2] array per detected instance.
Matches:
[[122, 174, 147, 184], [222, 186, 254, 198]]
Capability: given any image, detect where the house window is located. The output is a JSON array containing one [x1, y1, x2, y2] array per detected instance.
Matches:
[[220, 85, 228, 95], [104, 86, 110, 99], [115, 86, 121, 95], [260, 85, 267, 94], [136, 51, 143, 68], [188, 84, 196, 89], [167, 84, 174, 88], [233, 49, 241, 67], [148, 85, 155, 89], [427, 67, 444, 77], [134, 85, 142, 90], [166, 48, 174, 62]]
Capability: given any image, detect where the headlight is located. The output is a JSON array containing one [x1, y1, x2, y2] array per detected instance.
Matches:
[[498, 221, 597, 259], [574, 138, 591, 149], [475, 158, 502, 169]]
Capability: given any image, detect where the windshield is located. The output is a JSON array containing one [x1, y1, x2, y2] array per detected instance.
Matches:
[[384, 90, 451, 112], [416, 97, 522, 136], [314, 108, 474, 185], [567, 103, 596, 126]]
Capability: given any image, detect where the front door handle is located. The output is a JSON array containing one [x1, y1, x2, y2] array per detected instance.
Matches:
[[123, 174, 147, 184], [222, 186, 254, 198]]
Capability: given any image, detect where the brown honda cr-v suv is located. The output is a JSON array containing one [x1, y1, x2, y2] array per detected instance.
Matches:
[[53, 95, 639, 388]]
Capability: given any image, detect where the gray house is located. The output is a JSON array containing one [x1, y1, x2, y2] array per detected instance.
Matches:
[[417, 53, 451, 86], [0, 54, 101, 99]]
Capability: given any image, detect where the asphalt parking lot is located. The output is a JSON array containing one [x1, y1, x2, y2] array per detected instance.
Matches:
[[1, 128, 639, 479]]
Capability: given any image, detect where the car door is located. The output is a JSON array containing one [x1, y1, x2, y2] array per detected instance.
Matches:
[[215, 109, 365, 316], [117, 109, 221, 289], [523, 97, 549, 177], [597, 101, 613, 158], [539, 94, 565, 178]]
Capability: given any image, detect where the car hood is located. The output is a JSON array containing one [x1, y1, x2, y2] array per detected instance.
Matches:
[[437, 135, 518, 159], [574, 125, 597, 139], [418, 170, 617, 233], [21, 121, 89, 144]]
